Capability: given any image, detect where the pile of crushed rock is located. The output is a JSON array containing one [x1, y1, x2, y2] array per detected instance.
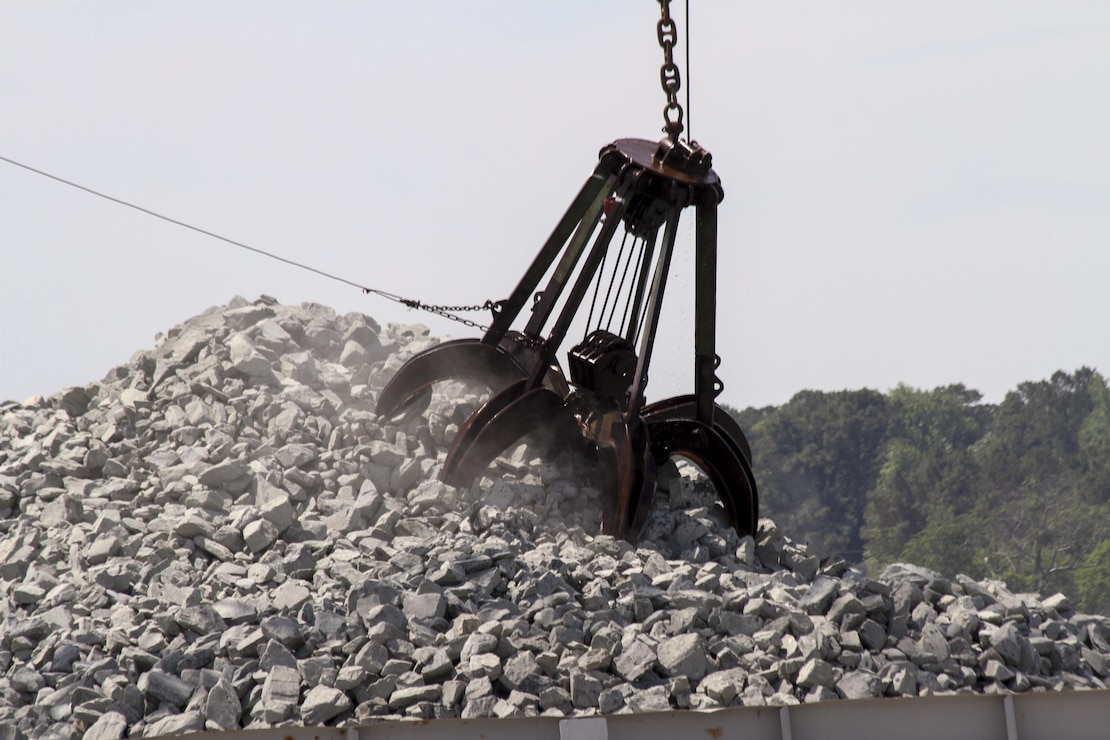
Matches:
[[1, 296, 1107, 740]]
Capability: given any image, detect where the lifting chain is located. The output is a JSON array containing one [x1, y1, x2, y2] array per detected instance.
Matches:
[[657, 0, 684, 141], [398, 297, 504, 333], [395, 299, 545, 350]]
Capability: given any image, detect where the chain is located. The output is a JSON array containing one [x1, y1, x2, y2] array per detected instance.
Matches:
[[394, 296, 545, 350], [397, 298, 505, 333], [657, 0, 684, 141]]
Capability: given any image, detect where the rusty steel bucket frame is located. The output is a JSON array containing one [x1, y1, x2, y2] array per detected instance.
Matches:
[[376, 136, 757, 542]]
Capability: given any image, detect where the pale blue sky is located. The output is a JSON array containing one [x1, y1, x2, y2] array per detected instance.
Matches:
[[2, 1, 1108, 409]]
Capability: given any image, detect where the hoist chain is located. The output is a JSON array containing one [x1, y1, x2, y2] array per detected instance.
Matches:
[[398, 298, 504, 333], [657, 0, 684, 141]]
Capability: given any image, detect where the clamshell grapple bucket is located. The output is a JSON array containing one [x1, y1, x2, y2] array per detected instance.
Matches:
[[377, 134, 757, 542]]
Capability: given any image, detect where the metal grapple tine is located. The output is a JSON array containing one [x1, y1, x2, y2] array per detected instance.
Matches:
[[623, 418, 659, 541], [442, 379, 527, 487], [383, 386, 433, 425], [594, 414, 657, 540], [594, 442, 624, 537], [642, 394, 754, 467], [376, 339, 527, 419], [646, 417, 759, 538], [442, 381, 566, 489]]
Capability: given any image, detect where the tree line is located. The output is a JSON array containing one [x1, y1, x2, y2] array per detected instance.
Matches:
[[726, 368, 1110, 614]]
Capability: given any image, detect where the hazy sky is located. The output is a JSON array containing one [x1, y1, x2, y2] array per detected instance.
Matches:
[[2, 2, 1108, 410]]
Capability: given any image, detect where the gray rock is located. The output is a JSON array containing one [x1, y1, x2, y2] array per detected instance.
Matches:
[[700, 667, 747, 704], [335, 666, 367, 690], [300, 686, 352, 725], [275, 443, 319, 470], [539, 685, 572, 711], [354, 640, 389, 676], [243, 519, 278, 552], [888, 665, 917, 697], [259, 640, 298, 671], [84, 536, 120, 565], [460, 632, 499, 661], [442, 679, 466, 708], [388, 685, 441, 711], [577, 647, 612, 672], [261, 615, 304, 649], [657, 633, 709, 681], [260, 493, 295, 533], [41, 494, 84, 527], [369, 441, 406, 467], [797, 658, 836, 689], [144, 711, 204, 737], [211, 598, 257, 625], [983, 659, 1016, 682], [501, 651, 549, 695], [465, 675, 494, 702], [420, 649, 454, 683], [917, 623, 950, 662], [198, 460, 252, 490], [271, 580, 312, 611], [570, 673, 602, 709], [627, 685, 672, 712], [798, 577, 839, 614], [1042, 592, 1071, 613], [836, 671, 882, 700], [176, 604, 227, 634], [9, 666, 45, 694], [468, 653, 502, 680], [260, 664, 301, 722], [881, 563, 944, 586], [227, 333, 273, 377], [58, 385, 92, 416], [204, 679, 241, 732], [462, 695, 498, 719], [81, 710, 128, 740], [858, 619, 887, 651], [403, 592, 446, 623], [137, 670, 195, 707], [612, 639, 657, 682], [989, 621, 1026, 667]]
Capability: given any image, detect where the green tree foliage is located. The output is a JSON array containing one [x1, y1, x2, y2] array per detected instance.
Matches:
[[899, 504, 982, 580], [1076, 539, 1110, 614], [743, 389, 889, 560], [726, 368, 1110, 614], [1078, 373, 1110, 504], [861, 384, 990, 574], [973, 369, 1109, 596]]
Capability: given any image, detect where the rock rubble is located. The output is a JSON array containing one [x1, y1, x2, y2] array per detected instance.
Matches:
[[1, 295, 1108, 739]]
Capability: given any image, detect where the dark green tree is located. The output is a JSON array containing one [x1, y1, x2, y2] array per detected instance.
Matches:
[[1076, 538, 1110, 614], [746, 389, 890, 559], [726, 369, 1110, 615], [862, 384, 990, 573], [1077, 373, 1110, 504], [973, 369, 1109, 594]]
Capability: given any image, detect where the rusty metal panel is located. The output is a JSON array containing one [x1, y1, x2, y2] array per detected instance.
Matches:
[[605, 707, 782, 740], [358, 716, 562, 740], [786, 695, 1009, 740], [148, 690, 1110, 740], [1012, 690, 1110, 740]]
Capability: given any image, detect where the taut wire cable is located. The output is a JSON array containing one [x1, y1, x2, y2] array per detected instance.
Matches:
[[0, 154, 501, 327]]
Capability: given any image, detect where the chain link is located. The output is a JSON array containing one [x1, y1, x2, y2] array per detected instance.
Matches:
[[399, 298, 503, 333], [657, 0, 685, 140], [390, 295, 546, 351]]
